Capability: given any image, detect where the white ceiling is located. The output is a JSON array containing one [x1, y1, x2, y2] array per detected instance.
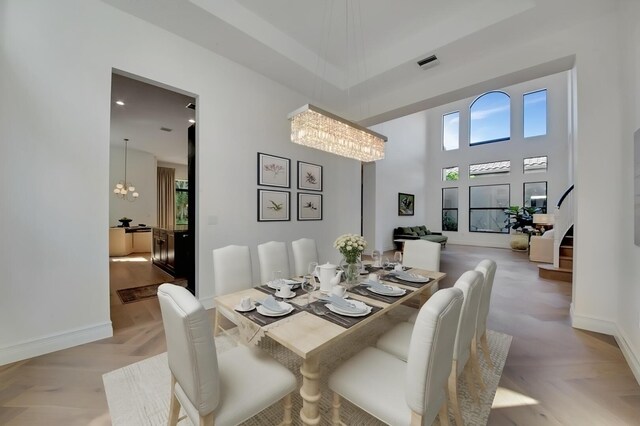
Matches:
[[103, 0, 615, 132], [110, 73, 195, 164]]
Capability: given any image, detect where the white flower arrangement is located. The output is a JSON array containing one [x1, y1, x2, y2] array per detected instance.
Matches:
[[334, 233, 367, 263]]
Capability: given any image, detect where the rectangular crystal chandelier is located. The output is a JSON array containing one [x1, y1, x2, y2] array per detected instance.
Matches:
[[288, 104, 386, 162]]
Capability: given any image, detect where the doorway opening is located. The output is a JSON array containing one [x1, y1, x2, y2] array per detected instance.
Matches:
[[108, 70, 197, 330]]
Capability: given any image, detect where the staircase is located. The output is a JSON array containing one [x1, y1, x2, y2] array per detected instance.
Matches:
[[539, 229, 573, 282]]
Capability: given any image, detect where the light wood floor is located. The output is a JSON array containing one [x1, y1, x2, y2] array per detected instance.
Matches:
[[1, 245, 638, 425]]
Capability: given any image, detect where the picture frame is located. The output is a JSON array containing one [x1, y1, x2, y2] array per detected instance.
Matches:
[[257, 189, 290, 222], [297, 192, 323, 221], [258, 152, 290, 188], [398, 193, 415, 216], [297, 161, 323, 191]]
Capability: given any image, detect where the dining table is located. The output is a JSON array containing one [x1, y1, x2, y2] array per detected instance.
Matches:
[[213, 267, 446, 425]]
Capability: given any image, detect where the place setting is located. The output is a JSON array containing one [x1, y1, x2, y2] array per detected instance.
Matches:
[[301, 283, 382, 328], [349, 272, 414, 304], [255, 270, 303, 298], [234, 294, 300, 326]]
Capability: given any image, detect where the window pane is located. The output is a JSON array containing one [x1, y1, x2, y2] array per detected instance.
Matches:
[[469, 184, 510, 208], [469, 209, 509, 233], [442, 166, 459, 181], [470, 91, 510, 145], [175, 179, 188, 225], [523, 156, 547, 173], [524, 181, 547, 213], [443, 210, 458, 231], [443, 112, 459, 151], [443, 188, 458, 208], [524, 89, 547, 138], [469, 160, 510, 178]]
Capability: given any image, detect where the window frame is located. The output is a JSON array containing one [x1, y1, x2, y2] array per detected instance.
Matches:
[[442, 166, 459, 182], [442, 111, 460, 151], [523, 181, 548, 214], [523, 155, 548, 174], [469, 91, 511, 146], [175, 179, 189, 225], [442, 187, 459, 232], [468, 160, 511, 179], [468, 183, 510, 234]]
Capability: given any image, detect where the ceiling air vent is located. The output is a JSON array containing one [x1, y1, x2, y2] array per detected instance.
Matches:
[[160, 127, 173, 132], [417, 54, 439, 70], [186, 102, 196, 110]]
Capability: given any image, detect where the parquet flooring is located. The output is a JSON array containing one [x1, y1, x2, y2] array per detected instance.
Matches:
[[0, 246, 638, 425]]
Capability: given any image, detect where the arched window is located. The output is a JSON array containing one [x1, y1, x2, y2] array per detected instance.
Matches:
[[469, 91, 510, 145]]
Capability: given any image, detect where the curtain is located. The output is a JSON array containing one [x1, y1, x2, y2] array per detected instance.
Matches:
[[157, 167, 175, 228]]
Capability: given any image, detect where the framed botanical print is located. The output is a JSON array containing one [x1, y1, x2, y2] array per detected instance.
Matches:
[[257, 189, 290, 222], [398, 193, 415, 216], [258, 152, 290, 188], [297, 192, 322, 221], [297, 161, 323, 191]]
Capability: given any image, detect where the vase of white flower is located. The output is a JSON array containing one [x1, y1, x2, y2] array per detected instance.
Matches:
[[334, 233, 367, 287]]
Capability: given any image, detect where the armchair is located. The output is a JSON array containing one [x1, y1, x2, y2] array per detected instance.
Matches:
[[529, 230, 554, 263]]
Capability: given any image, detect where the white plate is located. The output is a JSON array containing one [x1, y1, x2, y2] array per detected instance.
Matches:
[[267, 280, 301, 290], [394, 272, 429, 283], [234, 303, 256, 312], [327, 302, 371, 317], [257, 301, 293, 317], [327, 299, 369, 316], [369, 285, 406, 296], [274, 291, 296, 299]]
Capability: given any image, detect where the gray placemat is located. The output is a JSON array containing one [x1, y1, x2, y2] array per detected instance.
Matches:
[[381, 273, 431, 289], [348, 285, 414, 304], [301, 300, 382, 328], [235, 303, 301, 326]]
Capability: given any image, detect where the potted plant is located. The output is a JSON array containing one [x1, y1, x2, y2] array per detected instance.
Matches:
[[503, 206, 538, 250]]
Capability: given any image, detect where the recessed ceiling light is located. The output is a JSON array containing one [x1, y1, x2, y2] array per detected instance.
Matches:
[[115, 100, 125, 106], [188, 119, 195, 123]]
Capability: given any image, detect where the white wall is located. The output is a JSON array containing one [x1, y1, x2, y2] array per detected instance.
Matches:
[[109, 146, 157, 226], [367, 73, 569, 251], [0, 0, 359, 364], [157, 161, 187, 181]]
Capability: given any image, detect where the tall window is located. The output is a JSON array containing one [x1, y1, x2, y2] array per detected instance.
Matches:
[[442, 111, 460, 151], [442, 166, 459, 181], [523, 89, 547, 138], [175, 179, 188, 225], [469, 91, 511, 145], [469, 184, 510, 233], [442, 188, 459, 231], [523, 181, 547, 213], [469, 160, 511, 179]]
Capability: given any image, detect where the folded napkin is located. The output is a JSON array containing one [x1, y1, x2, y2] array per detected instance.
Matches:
[[260, 295, 286, 313], [395, 271, 427, 281], [363, 280, 400, 295], [326, 294, 366, 314]]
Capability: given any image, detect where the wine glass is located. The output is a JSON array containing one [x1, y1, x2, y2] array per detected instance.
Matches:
[[382, 256, 391, 270], [308, 262, 318, 277], [372, 250, 381, 268], [301, 274, 318, 306], [394, 251, 403, 266]]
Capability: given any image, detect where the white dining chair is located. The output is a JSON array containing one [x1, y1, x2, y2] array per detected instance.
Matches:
[[475, 259, 497, 369], [328, 287, 463, 426], [212, 245, 253, 336], [375, 270, 484, 426], [257, 241, 291, 283], [291, 238, 319, 276], [402, 239, 441, 299], [157, 284, 297, 426]]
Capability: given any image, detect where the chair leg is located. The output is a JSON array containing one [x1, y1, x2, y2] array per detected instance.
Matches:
[[448, 361, 464, 426], [282, 393, 293, 426], [464, 361, 480, 405], [168, 374, 180, 426], [199, 412, 214, 425], [480, 332, 494, 369], [410, 410, 423, 426], [213, 311, 221, 337], [332, 392, 341, 426], [439, 382, 450, 426], [470, 339, 486, 391]]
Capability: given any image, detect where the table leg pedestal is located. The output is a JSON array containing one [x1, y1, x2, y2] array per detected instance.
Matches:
[[299, 355, 321, 425]]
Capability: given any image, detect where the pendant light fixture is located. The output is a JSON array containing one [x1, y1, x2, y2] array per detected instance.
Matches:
[[288, 0, 386, 162], [113, 138, 139, 201]]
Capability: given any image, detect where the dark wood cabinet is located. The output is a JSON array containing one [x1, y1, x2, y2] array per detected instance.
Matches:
[[152, 227, 190, 278]]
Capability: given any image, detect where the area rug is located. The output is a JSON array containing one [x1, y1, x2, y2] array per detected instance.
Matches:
[[116, 279, 188, 304], [104, 307, 511, 425]]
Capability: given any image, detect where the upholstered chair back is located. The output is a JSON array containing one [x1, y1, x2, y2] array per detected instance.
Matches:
[[402, 240, 441, 272], [157, 284, 220, 417], [405, 287, 463, 424], [452, 270, 484, 375], [291, 238, 319, 276], [213, 245, 253, 296], [257, 241, 290, 283], [475, 259, 497, 339]]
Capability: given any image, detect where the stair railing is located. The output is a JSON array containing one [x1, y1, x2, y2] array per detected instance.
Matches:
[[553, 185, 574, 268]]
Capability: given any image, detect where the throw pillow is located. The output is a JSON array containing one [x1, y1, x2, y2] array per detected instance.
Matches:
[[417, 230, 427, 236], [542, 229, 554, 239], [401, 227, 413, 234], [411, 226, 422, 234], [425, 229, 431, 235]]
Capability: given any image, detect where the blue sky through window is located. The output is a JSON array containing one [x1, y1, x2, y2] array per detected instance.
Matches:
[[470, 91, 510, 145], [443, 111, 459, 150], [524, 89, 547, 138]]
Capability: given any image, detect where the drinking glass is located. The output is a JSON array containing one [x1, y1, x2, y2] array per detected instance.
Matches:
[[382, 256, 391, 270], [372, 250, 381, 267], [271, 270, 283, 288], [301, 274, 318, 306], [394, 251, 403, 265], [308, 262, 318, 277]]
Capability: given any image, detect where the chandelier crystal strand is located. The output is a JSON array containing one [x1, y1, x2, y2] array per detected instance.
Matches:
[[289, 105, 385, 162]]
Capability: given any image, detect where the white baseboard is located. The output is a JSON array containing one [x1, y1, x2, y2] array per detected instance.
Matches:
[[615, 326, 640, 386], [0, 321, 113, 366], [569, 304, 617, 335]]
